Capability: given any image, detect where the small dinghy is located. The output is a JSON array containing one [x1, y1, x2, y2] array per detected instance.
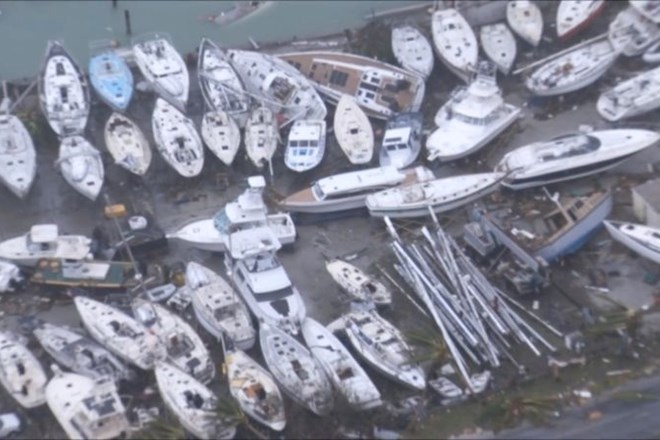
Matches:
[[47, 366, 129, 440], [38, 40, 90, 137], [144, 283, 177, 303], [609, 6, 660, 57], [379, 112, 422, 169], [556, 0, 607, 41], [155, 362, 236, 440], [342, 309, 426, 391], [334, 95, 374, 164], [88, 42, 133, 111], [429, 376, 465, 400], [479, 23, 517, 75], [221, 333, 286, 432], [74, 296, 167, 370], [284, 119, 326, 173], [366, 172, 504, 218], [507, 0, 543, 47], [325, 259, 392, 306], [643, 39, 660, 63], [245, 106, 278, 169], [104, 112, 151, 175], [604, 220, 660, 265], [34, 322, 132, 383], [0, 224, 91, 267], [132, 298, 215, 384], [152, 98, 204, 178], [525, 38, 619, 96], [201, 110, 241, 166], [431, 8, 478, 82], [0, 114, 37, 199], [198, 38, 250, 126], [302, 317, 382, 411], [597, 65, 660, 121], [57, 135, 104, 200], [259, 322, 334, 416], [187, 261, 256, 350], [0, 331, 47, 408], [391, 25, 434, 79]]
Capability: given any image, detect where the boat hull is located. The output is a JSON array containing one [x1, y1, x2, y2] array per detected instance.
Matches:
[[604, 220, 660, 265]]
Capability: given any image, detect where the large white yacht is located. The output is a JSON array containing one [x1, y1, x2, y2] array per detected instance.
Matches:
[[0, 224, 91, 267]]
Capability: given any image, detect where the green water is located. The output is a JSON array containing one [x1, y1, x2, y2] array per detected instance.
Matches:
[[2, 0, 416, 80]]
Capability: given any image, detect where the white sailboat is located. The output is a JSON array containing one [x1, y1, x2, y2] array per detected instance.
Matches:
[[154, 362, 236, 440], [431, 8, 478, 82], [603, 220, 660, 265], [187, 261, 256, 350], [366, 172, 504, 218], [427, 61, 521, 162], [152, 98, 205, 178], [132, 298, 215, 384], [57, 135, 104, 201], [391, 25, 434, 79], [74, 296, 167, 370], [609, 6, 660, 57], [325, 259, 392, 306], [556, 0, 606, 41], [0, 224, 91, 267], [479, 23, 517, 75], [104, 112, 152, 176], [259, 322, 334, 416], [301, 317, 382, 411], [46, 366, 129, 440], [507, 0, 543, 47], [201, 110, 241, 166], [597, 64, 660, 121], [333, 95, 374, 164], [132, 32, 189, 110], [284, 119, 326, 173], [244, 106, 278, 169], [0, 114, 37, 199], [525, 39, 619, 96], [0, 331, 47, 408]]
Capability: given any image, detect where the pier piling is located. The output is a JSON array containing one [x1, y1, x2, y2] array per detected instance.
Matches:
[[124, 9, 132, 35], [112, 0, 117, 9]]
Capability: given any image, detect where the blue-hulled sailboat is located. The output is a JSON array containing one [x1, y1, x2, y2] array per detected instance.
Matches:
[[88, 41, 133, 111]]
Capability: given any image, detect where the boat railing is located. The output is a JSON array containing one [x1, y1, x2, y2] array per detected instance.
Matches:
[[130, 31, 174, 48]]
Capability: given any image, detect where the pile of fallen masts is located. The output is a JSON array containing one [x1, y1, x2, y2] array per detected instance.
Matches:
[[384, 211, 561, 392]]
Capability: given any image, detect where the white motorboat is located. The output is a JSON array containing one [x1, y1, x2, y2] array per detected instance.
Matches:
[[333, 95, 374, 164], [497, 127, 660, 190], [525, 39, 619, 97], [0, 260, 21, 293], [0, 331, 47, 408], [227, 49, 327, 122], [556, 0, 607, 41], [507, 0, 543, 47], [325, 259, 392, 306], [46, 366, 129, 440], [259, 322, 334, 416], [279, 165, 435, 214], [631, 0, 660, 24], [643, 39, 660, 63], [284, 119, 326, 173], [431, 8, 478, 82], [0, 224, 91, 267], [197, 38, 250, 126], [74, 296, 167, 370], [104, 112, 152, 176], [187, 261, 256, 350], [0, 114, 37, 199], [155, 362, 236, 440], [132, 298, 215, 384], [34, 322, 132, 383], [379, 112, 422, 169], [366, 172, 504, 218], [277, 51, 425, 120], [391, 25, 434, 79], [603, 220, 660, 265], [479, 23, 517, 75], [152, 98, 204, 178], [132, 32, 189, 110], [301, 317, 382, 411], [201, 110, 241, 166], [57, 135, 104, 201], [221, 333, 286, 432], [342, 309, 426, 391], [597, 64, 660, 121], [38, 40, 90, 137], [609, 6, 660, 57], [245, 106, 278, 169], [427, 62, 521, 162]]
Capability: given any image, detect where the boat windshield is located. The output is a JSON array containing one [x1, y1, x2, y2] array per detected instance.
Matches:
[[244, 253, 280, 273], [312, 183, 326, 201]]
